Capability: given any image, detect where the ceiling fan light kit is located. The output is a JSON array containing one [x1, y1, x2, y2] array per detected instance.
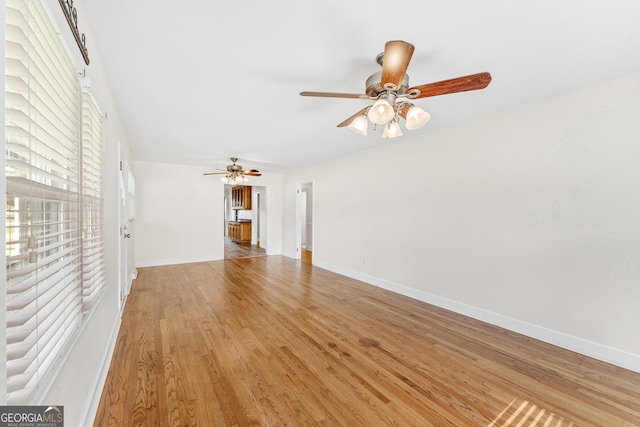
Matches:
[[300, 40, 491, 139], [221, 174, 247, 185]]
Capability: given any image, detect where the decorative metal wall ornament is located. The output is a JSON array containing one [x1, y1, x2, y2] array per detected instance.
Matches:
[[58, 0, 90, 65]]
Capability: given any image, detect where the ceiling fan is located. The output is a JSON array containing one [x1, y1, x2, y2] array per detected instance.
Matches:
[[203, 158, 261, 184], [300, 40, 492, 138]]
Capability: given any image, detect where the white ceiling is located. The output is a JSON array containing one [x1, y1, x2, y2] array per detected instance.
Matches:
[[80, 0, 640, 173]]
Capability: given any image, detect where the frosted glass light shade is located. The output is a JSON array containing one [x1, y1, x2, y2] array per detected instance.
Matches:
[[368, 98, 395, 124], [221, 174, 246, 185], [382, 120, 403, 139], [347, 115, 368, 135], [405, 105, 431, 130]]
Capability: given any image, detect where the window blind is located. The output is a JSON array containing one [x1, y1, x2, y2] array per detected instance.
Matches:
[[81, 92, 105, 310], [5, 0, 105, 404]]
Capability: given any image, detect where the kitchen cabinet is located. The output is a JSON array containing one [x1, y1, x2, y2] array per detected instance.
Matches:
[[231, 185, 252, 210], [228, 221, 251, 243]]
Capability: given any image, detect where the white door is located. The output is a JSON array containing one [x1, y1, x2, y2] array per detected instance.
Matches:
[[118, 144, 132, 309]]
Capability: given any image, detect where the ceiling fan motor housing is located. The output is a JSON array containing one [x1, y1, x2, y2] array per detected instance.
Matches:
[[365, 70, 410, 97], [227, 157, 242, 172]]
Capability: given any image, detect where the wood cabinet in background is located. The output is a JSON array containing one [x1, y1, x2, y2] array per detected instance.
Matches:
[[228, 221, 251, 243], [231, 186, 252, 210]]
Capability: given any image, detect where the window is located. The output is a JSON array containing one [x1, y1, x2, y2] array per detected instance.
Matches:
[[5, 0, 105, 404]]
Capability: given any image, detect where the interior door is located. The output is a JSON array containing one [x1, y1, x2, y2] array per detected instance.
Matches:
[[118, 144, 133, 309]]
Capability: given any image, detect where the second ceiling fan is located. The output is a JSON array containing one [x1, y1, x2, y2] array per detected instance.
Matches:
[[203, 158, 261, 185], [300, 40, 492, 138]]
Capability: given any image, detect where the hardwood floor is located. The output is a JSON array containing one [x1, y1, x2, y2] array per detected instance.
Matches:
[[301, 248, 312, 264], [94, 256, 640, 426], [224, 237, 266, 259]]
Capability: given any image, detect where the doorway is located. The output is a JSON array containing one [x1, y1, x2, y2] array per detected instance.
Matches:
[[224, 184, 268, 259], [296, 182, 313, 264]]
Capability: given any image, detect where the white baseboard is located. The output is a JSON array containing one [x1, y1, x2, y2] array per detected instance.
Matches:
[[313, 260, 640, 374], [282, 250, 298, 259], [136, 254, 223, 268]]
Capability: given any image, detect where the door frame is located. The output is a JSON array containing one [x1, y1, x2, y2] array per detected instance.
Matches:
[[295, 181, 313, 261], [222, 184, 269, 258]]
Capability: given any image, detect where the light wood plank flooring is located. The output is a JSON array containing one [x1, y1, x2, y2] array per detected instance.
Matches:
[[224, 237, 266, 259], [301, 248, 312, 264], [94, 256, 640, 426]]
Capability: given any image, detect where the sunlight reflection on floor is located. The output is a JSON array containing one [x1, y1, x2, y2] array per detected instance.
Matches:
[[488, 397, 574, 427]]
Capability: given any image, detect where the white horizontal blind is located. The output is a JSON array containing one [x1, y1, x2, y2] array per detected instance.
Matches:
[[5, 0, 82, 404], [81, 92, 105, 310]]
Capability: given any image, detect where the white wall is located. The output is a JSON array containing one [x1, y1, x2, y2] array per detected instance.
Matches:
[[282, 72, 640, 372], [135, 165, 283, 266], [134, 161, 224, 266]]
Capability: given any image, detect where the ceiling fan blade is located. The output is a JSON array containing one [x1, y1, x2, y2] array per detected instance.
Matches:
[[243, 172, 262, 176], [243, 169, 260, 173], [380, 40, 415, 91], [337, 106, 370, 128], [407, 72, 492, 99], [300, 91, 372, 99]]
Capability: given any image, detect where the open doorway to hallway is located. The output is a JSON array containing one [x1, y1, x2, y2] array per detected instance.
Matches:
[[224, 184, 268, 259], [296, 182, 313, 264]]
